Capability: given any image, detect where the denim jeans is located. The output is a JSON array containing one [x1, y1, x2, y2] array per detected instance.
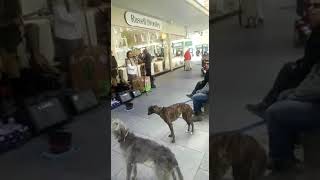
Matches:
[[192, 93, 208, 113], [266, 100, 320, 161]]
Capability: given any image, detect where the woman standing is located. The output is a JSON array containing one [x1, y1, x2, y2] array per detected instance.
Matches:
[[125, 50, 138, 83], [52, 0, 83, 86]]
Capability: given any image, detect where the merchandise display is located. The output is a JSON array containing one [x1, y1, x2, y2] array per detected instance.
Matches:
[[70, 47, 108, 97], [117, 91, 133, 103], [69, 90, 99, 114], [111, 99, 121, 110], [0, 118, 32, 154], [26, 98, 68, 133], [132, 77, 145, 92]]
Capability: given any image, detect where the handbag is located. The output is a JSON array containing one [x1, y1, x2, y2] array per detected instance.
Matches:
[[126, 59, 138, 75]]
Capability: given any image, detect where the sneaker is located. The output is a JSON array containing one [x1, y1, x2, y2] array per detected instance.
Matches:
[[245, 102, 268, 118], [192, 115, 202, 122], [267, 159, 303, 173], [192, 112, 203, 122], [186, 94, 193, 98], [258, 18, 264, 24]]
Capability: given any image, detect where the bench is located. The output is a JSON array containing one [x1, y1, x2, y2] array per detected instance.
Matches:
[[203, 102, 209, 114], [302, 132, 320, 168]]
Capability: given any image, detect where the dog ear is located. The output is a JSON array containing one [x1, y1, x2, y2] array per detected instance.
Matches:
[[111, 119, 120, 130]]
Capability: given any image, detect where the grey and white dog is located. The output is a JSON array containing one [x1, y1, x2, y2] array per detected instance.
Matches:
[[111, 119, 184, 180]]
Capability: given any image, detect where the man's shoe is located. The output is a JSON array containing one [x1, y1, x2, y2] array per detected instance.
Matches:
[[192, 115, 202, 122], [151, 84, 156, 88], [267, 159, 303, 173], [192, 112, 203, 122], [186, 94, 193, 98], [258, 18, 264, 24], [245, 102, 268, 118]]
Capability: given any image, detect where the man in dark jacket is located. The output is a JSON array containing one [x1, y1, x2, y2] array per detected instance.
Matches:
[[142, 49, 156, 88], [265, 4, 320, 172], [246, 9, 320, 117], [187, 63, 209, 98]]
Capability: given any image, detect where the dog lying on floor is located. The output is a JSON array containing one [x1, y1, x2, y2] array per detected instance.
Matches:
[[148, 103, 194, 143], [111, 119, 184, 180]]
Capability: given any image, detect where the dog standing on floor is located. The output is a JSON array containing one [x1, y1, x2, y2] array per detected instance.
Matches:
[[148, 103, 194, 143], [111, 119, 184, 180]]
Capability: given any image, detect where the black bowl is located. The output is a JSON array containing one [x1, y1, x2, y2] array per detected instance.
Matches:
[[125, 102, 133, 110]]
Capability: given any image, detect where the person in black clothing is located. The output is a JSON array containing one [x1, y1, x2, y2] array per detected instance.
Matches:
[[142, 49, 156, 88], [0, 0, 23, 54], [111, 51, 118, 78], [187, 63, 209, 98], [246, 11, 320, 117]]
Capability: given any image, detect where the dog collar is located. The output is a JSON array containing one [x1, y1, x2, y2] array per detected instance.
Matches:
[[119, 130, 129, 143], [123, 130, 129, 142]]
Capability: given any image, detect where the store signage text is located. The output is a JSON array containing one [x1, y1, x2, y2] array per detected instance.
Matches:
[[125, 11, 162, 30]]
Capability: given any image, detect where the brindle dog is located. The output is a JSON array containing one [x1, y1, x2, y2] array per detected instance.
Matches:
[[148, 103, 194, 143], [210, 132, 267, 180]]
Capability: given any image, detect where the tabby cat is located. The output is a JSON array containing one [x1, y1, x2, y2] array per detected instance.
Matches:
[[210, 132, 267, 180]]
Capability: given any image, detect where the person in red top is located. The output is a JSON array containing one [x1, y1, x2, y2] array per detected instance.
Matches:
[[184, 49, 192, 71]]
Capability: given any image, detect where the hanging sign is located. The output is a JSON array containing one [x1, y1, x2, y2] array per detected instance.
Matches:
[[125, 11, 162, 31]]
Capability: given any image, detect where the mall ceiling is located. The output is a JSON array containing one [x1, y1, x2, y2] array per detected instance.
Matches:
[[111, 0, 209, 33]]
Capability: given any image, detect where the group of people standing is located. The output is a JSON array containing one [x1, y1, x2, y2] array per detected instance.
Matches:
[[125, 49, 156, 89]]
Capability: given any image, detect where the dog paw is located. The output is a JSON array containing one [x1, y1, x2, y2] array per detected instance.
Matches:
[[168, 134, 173, 137], [171, 140, 175, 143], [190, 132, 193, 135], [185, 130, 190, 133]]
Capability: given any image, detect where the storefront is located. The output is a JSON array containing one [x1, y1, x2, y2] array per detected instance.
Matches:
[[111, 6, 187, 83], [211, 0, 239, 18]]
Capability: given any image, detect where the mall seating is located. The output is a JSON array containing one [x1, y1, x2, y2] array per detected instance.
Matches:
[[302, 131, 320, 168]]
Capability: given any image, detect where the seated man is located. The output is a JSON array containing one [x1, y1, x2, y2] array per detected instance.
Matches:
[[266, 4, 320, 172], [266, 62, 320, 172], [192, 82, 209, 121], [246, 4, 320, 117], [187, 63, 209, 98]]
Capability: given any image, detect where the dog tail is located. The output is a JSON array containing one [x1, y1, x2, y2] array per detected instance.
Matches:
[[172, 166, 183, 180]]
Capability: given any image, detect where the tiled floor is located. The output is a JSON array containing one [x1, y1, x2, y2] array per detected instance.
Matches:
[[111, 60, 209, 180]]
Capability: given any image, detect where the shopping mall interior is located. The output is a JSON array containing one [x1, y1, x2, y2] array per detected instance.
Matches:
[[0, 0, 319, 179], [110, 0, 209, 179]]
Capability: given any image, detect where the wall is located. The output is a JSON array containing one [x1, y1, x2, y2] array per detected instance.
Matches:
[[20, 0, 47, 15], [111, 5, 187, 69], [111, 6, 186, 36]]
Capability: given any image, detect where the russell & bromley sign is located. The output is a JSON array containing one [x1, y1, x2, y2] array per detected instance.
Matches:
[[124, 11, 162, 31]]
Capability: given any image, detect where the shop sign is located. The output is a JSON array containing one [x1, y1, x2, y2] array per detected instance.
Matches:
[[172, 42, 183, 48], [184, 41, 192, 46], [125, 11, 162, 31]]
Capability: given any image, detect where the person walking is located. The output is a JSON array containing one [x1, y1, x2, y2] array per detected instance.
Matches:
[[184, 49, 192, 71]]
